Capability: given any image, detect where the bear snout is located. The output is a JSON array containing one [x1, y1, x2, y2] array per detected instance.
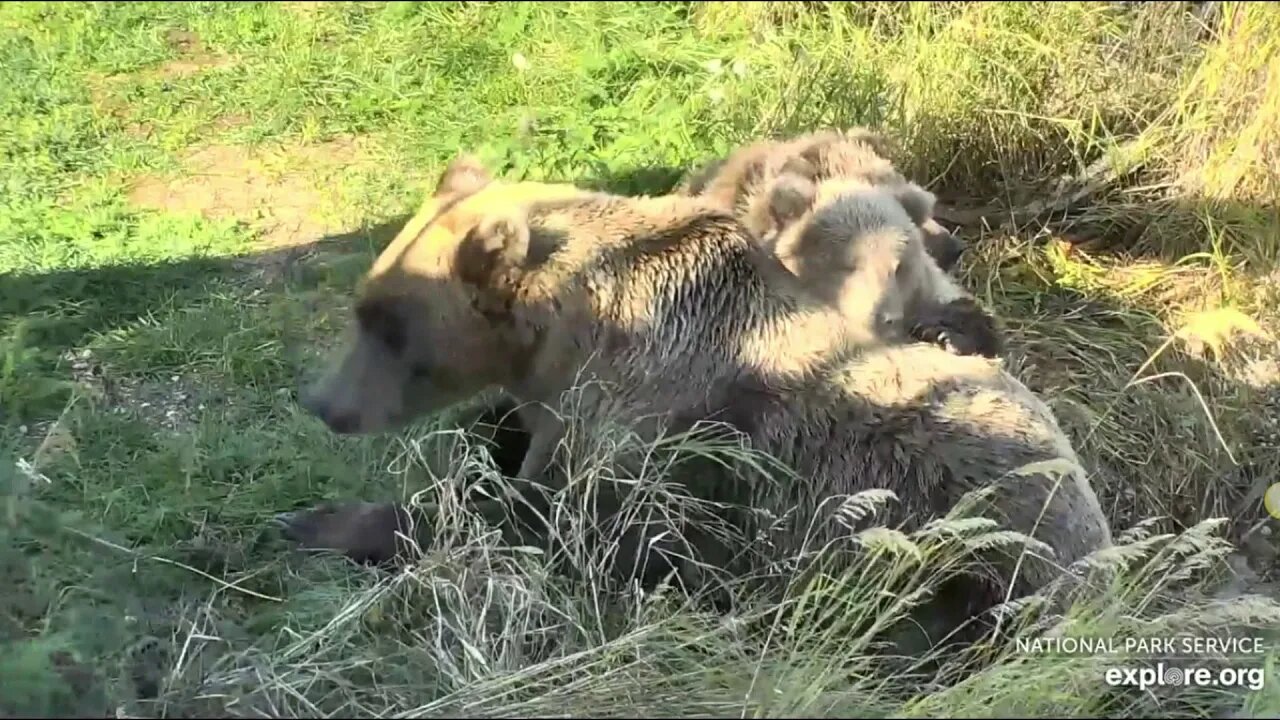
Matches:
[[300, 389, 362, 434]]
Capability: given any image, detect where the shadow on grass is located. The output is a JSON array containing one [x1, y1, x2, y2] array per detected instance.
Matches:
[[932, 182, 1280, 276]]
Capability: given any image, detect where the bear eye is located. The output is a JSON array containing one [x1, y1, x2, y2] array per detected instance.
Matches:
[[356, 298, 407, 354]]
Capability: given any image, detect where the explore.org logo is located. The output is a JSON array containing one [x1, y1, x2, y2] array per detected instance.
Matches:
[[1104, 663, 1266, 692]]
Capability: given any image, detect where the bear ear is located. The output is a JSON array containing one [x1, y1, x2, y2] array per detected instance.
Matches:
[[455, 213, 531, 289], [767, 170, 818, 230], [893, 181, 937, 228], [433, 153, 493, 198]]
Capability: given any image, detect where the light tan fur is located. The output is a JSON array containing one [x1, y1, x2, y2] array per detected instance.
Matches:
[[767, 173, 1003, 357], [683, 129, 1002, 358], [677, 128, 963, 271]]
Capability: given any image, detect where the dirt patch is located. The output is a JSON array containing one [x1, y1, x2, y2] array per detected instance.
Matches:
[[155, 28, 235, 80], [283, 1, 326, 16], [128, 136, 374, 252], [86, 72, 131, 124], [210, 113, 251, 133]]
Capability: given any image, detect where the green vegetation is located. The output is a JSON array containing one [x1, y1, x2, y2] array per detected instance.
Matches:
[[1, 1, 1277, 716]]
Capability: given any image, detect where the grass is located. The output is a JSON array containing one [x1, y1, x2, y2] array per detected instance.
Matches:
[[1, 0, 1279, 716]]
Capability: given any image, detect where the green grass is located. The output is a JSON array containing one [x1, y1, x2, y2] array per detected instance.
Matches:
[[2, 1, 1279, 716]]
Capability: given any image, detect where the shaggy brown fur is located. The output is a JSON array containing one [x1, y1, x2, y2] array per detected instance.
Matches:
[[293, 157, 1112, 630]]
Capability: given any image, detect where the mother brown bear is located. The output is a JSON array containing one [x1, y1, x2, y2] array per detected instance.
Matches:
[[291, 155, 1112, 626]]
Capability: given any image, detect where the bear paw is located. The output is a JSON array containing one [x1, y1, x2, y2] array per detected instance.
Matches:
[[274, 501, 425, 568]]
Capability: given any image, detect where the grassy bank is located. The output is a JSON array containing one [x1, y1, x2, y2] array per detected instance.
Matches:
[[1, 1, 1278, 716]]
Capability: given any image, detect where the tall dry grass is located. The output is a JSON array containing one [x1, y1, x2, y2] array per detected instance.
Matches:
[[154, 405, 1280, 718]]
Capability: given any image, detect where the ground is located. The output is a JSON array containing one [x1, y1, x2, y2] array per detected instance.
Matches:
[[2, 2, 1280, 717]]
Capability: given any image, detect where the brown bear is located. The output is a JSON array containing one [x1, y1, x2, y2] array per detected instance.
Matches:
[[758, 158, 1004, 358], [290, 156, 1112, 631], [678, 128, 1002, 359], [676, 127, 965, 272]]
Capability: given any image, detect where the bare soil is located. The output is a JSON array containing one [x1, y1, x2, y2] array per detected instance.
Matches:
[[127, 136, 374, 251]]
